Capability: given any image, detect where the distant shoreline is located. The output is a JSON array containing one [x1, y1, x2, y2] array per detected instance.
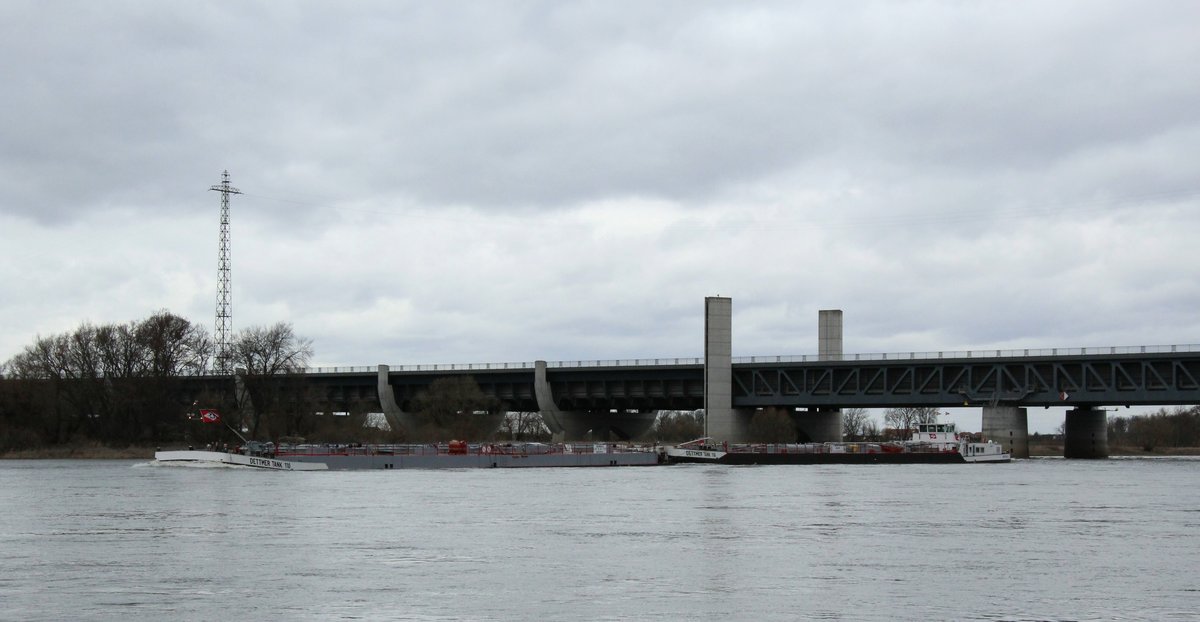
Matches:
[[1029, 443, 1200, 457]]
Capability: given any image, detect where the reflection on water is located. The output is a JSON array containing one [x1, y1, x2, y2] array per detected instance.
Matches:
[[1, 458, 1198, 621]]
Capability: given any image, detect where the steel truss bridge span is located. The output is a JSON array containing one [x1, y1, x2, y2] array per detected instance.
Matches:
[[733, 350, 1200, 409]]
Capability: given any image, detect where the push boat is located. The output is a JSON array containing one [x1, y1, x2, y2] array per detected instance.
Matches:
[[664, 422, 1011, 465], [155, 440, 664, 470]]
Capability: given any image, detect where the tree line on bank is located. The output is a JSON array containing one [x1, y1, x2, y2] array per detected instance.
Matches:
[[0, 311, 563, 451], [1106, 407, 1200, 450], [0, 311, 324, 452]]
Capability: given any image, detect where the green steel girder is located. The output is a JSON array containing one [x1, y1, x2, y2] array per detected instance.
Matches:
[[731, 354, 1200, 408]]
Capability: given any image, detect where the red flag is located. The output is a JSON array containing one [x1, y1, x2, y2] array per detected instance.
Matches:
[[199, 410, 221, 424]]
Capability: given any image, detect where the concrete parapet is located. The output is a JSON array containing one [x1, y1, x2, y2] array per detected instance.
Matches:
[[1064, 406, 1108, 459], [982, 405, 1029, 458]]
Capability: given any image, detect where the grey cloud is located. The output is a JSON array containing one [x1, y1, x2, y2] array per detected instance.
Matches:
[[2, 1, 1198, 375]]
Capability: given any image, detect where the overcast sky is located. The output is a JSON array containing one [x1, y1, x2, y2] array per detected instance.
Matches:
[[2, 2, 1197, 431]]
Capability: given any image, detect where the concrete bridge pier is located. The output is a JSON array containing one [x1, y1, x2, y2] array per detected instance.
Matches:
[[796, 408, 842, 442], [377, 365, 419, 434], [709, 409, 753, 442], [803, 310, 845, 443], [982, 405, 1029, 458], [1064, 406, 1108, 459]]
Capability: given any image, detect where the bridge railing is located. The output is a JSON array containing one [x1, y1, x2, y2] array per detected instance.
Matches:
[[733, 344, 1200, 364], [308, 362, 537, 373], [392, 361, 535, 372], [184, 344, 1200, 376], [548, 358, 704, 368]]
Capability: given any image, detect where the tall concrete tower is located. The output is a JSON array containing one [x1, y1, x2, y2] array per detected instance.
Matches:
[[818, 310, 843, 361], [796, 310, 844, 442], [704, 296, 748, 440]]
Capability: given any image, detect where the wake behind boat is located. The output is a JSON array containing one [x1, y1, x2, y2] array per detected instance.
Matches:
[[665, 422, 1011, 465]]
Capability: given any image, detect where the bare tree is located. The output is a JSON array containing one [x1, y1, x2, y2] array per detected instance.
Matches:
[[233, 323, 313, 376], [862, 418, 881, 441], [137, 310, 211, 376], [499, 411, 550, 441], [842, 407, 871, 440], [883, 407, 942, 437], [232, 322, 314, 439], [3, 311, 212, 446]]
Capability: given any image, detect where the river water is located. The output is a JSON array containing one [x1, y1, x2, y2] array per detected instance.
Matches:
[[1, 457, 1197, 621]]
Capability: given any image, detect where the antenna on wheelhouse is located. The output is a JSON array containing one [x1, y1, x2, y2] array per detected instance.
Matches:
[[209, 170, 242, 375]]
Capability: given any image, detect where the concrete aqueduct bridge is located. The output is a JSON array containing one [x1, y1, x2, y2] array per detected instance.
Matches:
[[196, 298, 1200, 458]]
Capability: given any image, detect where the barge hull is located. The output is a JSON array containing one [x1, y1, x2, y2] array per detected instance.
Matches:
[[284, 452, 661, 470], [668, 452, 967, 465]]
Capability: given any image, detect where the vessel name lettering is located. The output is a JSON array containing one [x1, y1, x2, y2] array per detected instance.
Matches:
[[248, 457, 287, 469]]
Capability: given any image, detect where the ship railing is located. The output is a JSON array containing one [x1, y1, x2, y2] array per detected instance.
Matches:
[[275, 442, 657, 457], [718, 442, 959, 455]]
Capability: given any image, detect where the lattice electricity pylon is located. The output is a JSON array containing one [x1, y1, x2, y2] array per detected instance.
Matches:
[[209, 170, 241, 375]]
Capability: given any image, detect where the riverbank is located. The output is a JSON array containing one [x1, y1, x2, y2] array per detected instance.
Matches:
[[0, 445, 156, 459], [1029, 441, 1200, 457]]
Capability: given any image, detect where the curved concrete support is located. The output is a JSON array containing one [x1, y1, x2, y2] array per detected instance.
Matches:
[[377, 365, 418, 433], [1064, 406, 1108, 459], [796, 408, 842, 443], [982, 405, 1030, 458], [534, 360, 568, 440]]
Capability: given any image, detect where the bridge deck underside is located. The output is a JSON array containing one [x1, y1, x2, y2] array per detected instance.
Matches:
[[554, 377, 703, 411]]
